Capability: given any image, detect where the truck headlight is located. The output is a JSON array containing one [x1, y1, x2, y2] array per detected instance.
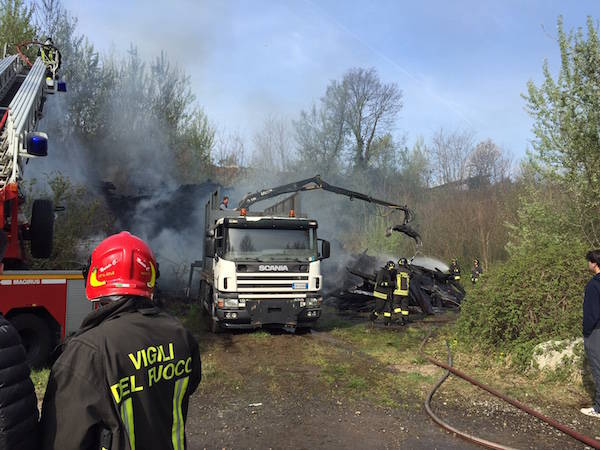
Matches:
[[307, 297, 320, 307], [224, 298, 239, 308]]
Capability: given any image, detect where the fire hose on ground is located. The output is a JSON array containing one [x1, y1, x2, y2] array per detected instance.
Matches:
[[420, 330, 600, 449]]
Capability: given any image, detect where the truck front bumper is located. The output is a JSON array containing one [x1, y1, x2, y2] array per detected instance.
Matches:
[[216, 299, 321, 329]]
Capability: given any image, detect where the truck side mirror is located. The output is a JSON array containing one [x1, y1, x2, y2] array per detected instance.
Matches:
[[318, 239, 331, 260]]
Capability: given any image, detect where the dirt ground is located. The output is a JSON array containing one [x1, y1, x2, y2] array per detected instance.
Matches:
[[183, 306, 600, 450]]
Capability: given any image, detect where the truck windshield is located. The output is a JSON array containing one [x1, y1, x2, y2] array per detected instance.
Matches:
[[224, 228, 317, 261]]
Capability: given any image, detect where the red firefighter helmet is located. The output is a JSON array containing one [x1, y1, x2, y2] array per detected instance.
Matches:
[[85, 232, 157, 301]]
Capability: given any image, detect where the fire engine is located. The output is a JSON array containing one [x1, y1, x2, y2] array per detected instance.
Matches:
[[0, 271, 90, 367], [0, 42, 90, 367]]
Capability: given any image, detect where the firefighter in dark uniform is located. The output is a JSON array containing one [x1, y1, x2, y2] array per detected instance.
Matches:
[[40, 232, 202, 450], [471, 258, 483, 285], [393, 258, 411, 325], [449, 258, 461, 282], [371, 261, 396, 325]]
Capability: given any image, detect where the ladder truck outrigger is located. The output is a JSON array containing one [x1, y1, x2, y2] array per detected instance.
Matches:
[[0, 42, 90, 368], [187, 175, 417, 333]]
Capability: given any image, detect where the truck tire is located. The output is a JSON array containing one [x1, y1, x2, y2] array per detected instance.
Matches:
[[9, 313, 53, 368], [203, 285, 218, 332], [198, 281, 208, 317], [209, 316, 222, 334], [207, 299, 223, 334], [30, 199, 54, 259]]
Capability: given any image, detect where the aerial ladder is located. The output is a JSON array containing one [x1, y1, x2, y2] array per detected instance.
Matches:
[[0, 43, 90, 370], [0, 41, 65, 267]]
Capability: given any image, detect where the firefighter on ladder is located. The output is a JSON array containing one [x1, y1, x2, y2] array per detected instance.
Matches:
[[40, 232, 202, 450], [39, 38, 61, 81], [393, 258, 411, 325], [371, 261, 396, 325]]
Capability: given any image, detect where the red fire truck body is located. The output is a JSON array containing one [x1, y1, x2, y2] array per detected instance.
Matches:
[[0, 270, 92, 366]]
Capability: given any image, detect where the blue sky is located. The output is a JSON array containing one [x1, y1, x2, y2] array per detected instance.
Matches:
[[62, 0, 600, 160]]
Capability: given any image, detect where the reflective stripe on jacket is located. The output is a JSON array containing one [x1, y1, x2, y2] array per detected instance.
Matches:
[[393, 270, 410, 296]]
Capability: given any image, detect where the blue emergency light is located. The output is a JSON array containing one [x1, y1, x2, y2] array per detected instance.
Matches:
[[26, 132, 48, 157]]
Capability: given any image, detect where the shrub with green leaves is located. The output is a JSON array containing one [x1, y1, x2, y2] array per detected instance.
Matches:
[[457, 239, 589, 368]]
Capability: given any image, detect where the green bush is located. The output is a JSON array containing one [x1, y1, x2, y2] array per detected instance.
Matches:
[[457, 239, 589, 368]]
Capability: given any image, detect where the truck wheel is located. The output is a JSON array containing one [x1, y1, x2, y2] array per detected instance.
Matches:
[[30, 199, 54, 259], [209, 316, 222, 334], [207, 299, 222, 334], [9, 313, 53, 368], [198, 281, 208, 316]]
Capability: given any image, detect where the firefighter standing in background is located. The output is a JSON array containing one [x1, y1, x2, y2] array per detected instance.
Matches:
[[371, 261, 396, 325], [449, 258, 461, 282], [471, 258, 483, 285], [393, 258, 411, 325], [40, 232, 202, 450]]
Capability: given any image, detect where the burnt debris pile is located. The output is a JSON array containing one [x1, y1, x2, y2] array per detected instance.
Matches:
[[329, 252, 465, 315]]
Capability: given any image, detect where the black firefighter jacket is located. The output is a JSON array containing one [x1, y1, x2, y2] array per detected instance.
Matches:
[[40, 296, 201, 450], [375, 268, 395, 294], [0, 314, 39, 450]]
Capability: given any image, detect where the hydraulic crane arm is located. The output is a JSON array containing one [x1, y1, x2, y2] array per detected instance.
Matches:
[[385, 224, 422, 246], [237, 175, 415, 224]]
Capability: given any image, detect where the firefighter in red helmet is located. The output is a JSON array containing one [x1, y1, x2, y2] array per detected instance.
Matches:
[[40, 232, 201, 450]]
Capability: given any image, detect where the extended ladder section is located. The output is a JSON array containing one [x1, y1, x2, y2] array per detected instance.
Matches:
[[0, 56, 47, 190], [0, 55, 21, 101]]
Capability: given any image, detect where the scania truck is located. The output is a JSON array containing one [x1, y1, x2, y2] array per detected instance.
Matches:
[[187, 175, 416, 333], [189, 188, 330, 332]]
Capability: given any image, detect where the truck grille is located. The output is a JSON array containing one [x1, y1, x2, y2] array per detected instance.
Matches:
[[236, 273, 310, 293]]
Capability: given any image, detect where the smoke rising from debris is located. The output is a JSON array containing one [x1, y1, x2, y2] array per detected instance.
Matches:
[[27, 28, 423, 294], [29, 51, 218, 290]]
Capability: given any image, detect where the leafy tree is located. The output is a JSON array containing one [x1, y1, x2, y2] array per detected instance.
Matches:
[[341, 68, 402, 169], [252, 117, 294, 173], [0, 0, 36, 55], [429, 128, 474, 185], [468, 139, 511, 185], [398, 136, 431, 193], [26, 174, 114, 269], [295, 67, 402, 174], [294, 102, 345, 176], [174, 109, 215, 182], [212, 130, 247, 168], [524, 16, 600, 247]]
